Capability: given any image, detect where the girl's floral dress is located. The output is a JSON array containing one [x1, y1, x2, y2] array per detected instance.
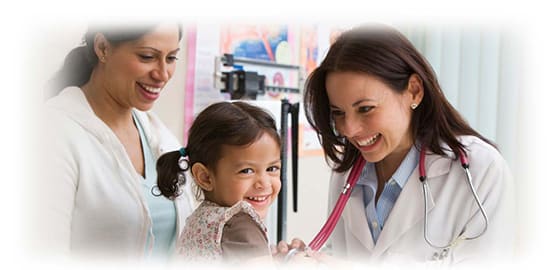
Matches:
[[177, 200, 269, 261]]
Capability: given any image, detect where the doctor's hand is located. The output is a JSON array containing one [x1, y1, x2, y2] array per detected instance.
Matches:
[[271, 237, 306, 260]]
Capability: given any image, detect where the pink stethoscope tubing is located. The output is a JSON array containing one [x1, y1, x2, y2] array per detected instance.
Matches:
[[306, 145, 489, 252], [307, 155, 366, 251]]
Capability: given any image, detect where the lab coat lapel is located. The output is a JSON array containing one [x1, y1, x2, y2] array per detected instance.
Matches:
[[344, 187, 375, 251], [370, 153, 451, 258]]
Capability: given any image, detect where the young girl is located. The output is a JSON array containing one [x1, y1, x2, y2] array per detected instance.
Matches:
[[156, 101, 281, 263]]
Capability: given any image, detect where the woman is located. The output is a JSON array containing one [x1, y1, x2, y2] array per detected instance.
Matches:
[[37, 23, 196, 261], [303, 24, 515, 265]]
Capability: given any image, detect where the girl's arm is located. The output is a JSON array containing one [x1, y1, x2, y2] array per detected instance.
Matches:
[[221, 212, 271, 261]]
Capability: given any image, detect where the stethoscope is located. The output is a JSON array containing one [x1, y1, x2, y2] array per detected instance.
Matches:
[[286, 145, 489, 260], [418, 145, 488, 252]]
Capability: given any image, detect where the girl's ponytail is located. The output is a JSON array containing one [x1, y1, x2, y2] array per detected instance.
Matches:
[[156, 148, 189, 199]]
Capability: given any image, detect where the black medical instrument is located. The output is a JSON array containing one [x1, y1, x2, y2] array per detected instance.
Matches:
[[219, 54, 300, 100], [278, 99, 299, 242]]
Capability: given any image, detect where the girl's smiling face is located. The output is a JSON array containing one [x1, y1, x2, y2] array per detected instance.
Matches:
[[200, 132, 281, 219]]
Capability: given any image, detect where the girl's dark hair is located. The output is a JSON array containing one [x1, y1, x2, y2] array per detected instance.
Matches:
[[304, 23, 495, 173], [156, 101, 281, 199], [45, 23, 183, 99]]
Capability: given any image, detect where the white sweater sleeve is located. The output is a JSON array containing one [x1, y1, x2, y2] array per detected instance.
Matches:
[[33, 108, 79, 256]]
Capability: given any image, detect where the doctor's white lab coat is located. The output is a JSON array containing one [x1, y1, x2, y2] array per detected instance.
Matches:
[[327, 136, 516, 266]]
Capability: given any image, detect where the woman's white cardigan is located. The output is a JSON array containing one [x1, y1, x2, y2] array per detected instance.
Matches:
[[35, 87, 196, 261]]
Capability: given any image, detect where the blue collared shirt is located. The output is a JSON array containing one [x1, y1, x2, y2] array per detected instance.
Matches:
[[355, 145, 419, 243]]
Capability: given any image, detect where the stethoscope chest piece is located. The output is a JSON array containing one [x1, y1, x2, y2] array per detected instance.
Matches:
[[431, 248, 450, 261]]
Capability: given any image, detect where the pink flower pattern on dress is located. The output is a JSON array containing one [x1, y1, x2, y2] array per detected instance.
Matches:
[[177, 200, 269, 261]]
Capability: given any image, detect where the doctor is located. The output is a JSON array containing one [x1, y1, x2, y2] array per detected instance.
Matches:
[[302, 24, 516, 266]]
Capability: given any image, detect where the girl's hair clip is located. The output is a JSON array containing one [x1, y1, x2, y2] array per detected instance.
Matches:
[[179, 147, 187, 157], [178, 147, 189, 171], [178, 156, 189, 171]]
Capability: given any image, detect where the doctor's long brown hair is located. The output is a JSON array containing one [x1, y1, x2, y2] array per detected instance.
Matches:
[[303, 24, 495, 173]]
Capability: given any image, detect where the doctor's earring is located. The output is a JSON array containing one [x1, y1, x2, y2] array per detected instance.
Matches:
[[411, 103, 418, 110]]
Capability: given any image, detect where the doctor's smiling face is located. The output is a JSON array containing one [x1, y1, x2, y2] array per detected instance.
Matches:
[[326, 71, 423, 165]]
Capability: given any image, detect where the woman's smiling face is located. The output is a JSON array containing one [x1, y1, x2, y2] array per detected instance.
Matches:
[[100, 23, 180, 111]]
